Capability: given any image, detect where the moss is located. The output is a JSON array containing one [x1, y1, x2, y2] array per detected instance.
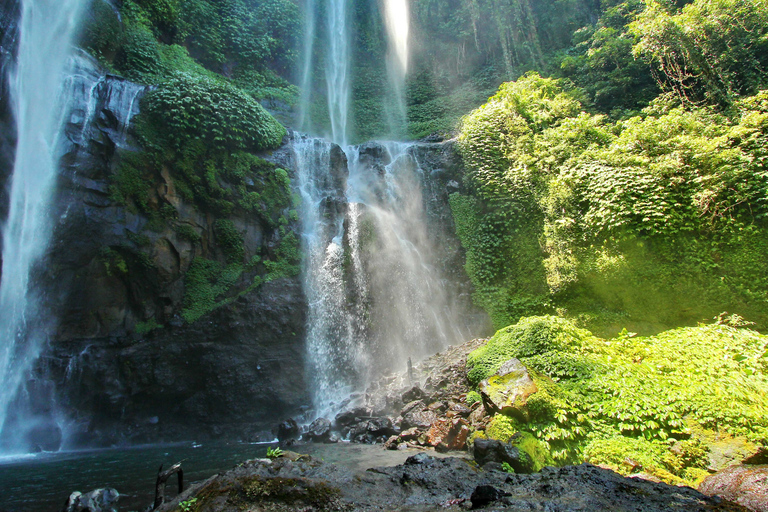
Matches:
[[99, 247, 129, 276], [241, 476, 344, 509], [181, 258, 243, 323], [465, 391, 482, 406], [467, 316, 596, 385], [213, 219, 244, 263], [135, 318, 163, 335], [176, 224, 201, 243], [485, 414, 520, 443]]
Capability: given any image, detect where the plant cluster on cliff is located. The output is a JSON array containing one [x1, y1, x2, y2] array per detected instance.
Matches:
[[79, 0, 301, 329], [452, 66, 768, 333]]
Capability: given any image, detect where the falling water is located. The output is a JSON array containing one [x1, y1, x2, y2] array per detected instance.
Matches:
[[298, 0, 317, 131], [0, 0, 88, 451], [294, 135, 369, 418], [382, 0, 410, 134], [296, 134, 467, 417], [325, 0, 351, 145]]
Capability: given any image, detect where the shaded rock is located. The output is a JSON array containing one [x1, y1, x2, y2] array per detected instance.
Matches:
[[304, 418, 331, 442], [335, 407, 369, 427], [276, 418, 300, 442], [478, 358, 538, 418], [473, 438, 531, 473], [61, 488, 119, 512], [700, 465, 768, 512], [471, 485, 510, 509], [401, 408, 438, 430]]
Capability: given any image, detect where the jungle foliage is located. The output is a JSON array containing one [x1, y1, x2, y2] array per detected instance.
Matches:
[[453, 67, 768, 333], [467, 315, 768, 485]]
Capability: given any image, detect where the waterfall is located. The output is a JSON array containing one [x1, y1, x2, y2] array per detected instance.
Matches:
[[295, 134, 466, 418], [325, 0, 351, 146], [294, 135, 369, 418], [0, 0, 88, 452], [382, 0, 410, 134]]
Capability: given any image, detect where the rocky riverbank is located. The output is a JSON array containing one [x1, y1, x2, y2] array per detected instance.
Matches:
[[154, 451, 748, 512]]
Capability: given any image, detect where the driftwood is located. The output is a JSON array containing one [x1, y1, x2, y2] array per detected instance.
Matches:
[[153, 462, 183, 510]]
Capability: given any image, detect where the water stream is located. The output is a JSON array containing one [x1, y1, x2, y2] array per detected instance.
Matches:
[[0, 0, 88, 454]]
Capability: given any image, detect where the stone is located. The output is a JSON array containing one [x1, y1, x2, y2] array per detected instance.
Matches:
[[402, 386, 427, 403], [156, 455, 747, 512], [426, 418, 470, 451], [401, 408, 438, 430], [700, 465, 768, 512], [275, 418, 300, 442], [473, 438, 536, 474], [478, 358, 538, 417], [304, 418, 332, 442], [61, 488, 119, 512], [334, 407, 369, 427], [470, 485, 510, 509]]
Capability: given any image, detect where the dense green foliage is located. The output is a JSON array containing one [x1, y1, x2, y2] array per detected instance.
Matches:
[[143, 73, 285, 152], [453, 70, 768, 333], [468, 316, 768, 482]]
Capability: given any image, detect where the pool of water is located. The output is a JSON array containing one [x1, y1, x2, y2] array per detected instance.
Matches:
[[0, 441, 457, 511]]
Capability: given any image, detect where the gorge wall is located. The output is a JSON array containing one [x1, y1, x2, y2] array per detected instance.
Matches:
[[0, 4, 481, 448]]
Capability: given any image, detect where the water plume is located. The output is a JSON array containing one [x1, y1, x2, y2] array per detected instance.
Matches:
[[0, 0, 88, 452]]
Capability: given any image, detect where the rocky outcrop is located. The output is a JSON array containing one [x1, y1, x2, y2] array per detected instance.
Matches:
[[332, 338, 487, 449], [62, 488, 119, 512], [0, 54, 315, 449], [156, 453, 749, 512], [700, 465, 768, 512]]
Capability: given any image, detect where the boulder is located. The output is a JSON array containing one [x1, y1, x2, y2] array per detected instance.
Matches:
[[478, 358, 538, 417], [472, 433, 553, 474], [275, 418, 300, 442], [402, 386, 427, 403], [334, 407, 369, 427], [426, 418, 471, 451], [401, 408, 438, 430], [61, 488, 119, 512], [303, 418, 332, 442], [700, 465, 768, 512]]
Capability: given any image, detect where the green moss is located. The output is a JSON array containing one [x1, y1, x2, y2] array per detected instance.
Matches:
[[181, 258, 243, 323], [467, 316, 596, 385], [465, 391, 482, 406], [263, 232, 301, 282], [135, 318, 164, 335], [176, 224, 202, 243], [99, 247, 129, 276], [214, 219, 244, 263]]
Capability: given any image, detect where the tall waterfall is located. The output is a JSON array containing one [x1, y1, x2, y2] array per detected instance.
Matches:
[[295, 134, 466, 417], [325, 0, 351, 146], [383, 0, 410, 133], [0, 0, 87, 451]]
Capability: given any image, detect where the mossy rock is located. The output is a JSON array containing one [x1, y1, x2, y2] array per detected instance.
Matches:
[[478, 358, 538, 418], [509, 431, 555, 472]]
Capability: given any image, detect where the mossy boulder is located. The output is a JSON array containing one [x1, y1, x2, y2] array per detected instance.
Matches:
[[478, 358, 538, 418]]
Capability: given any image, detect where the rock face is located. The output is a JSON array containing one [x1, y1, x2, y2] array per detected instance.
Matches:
[[700, 465, 768, 512], [157, 454, 749, 512]]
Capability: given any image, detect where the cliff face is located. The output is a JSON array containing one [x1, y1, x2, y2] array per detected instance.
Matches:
[[0, 4, 482, 449]]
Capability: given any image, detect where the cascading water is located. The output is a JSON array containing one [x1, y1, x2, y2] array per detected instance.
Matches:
[[325, 0, 350, 146], [0, 0, 88, 452], [295, 133, 468, 418], [382, 0, 410, 134]]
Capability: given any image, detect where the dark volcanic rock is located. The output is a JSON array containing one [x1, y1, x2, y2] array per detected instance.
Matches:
[[700, 465, 768, 512], [276, 418, 300, 442], [473, 438, 536, 474], [304, 418, 332, 442], [158, 454, 748, 512]]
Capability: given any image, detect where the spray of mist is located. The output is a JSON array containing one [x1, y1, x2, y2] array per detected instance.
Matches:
[[0, 0, 88, 451], [383, 0, 410, 136]]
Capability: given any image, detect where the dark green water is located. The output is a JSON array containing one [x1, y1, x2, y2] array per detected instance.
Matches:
[[0, 442, 444, 512]]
